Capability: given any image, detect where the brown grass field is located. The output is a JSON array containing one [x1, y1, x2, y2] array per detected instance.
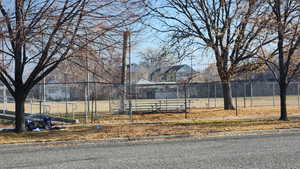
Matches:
[[0, 95, 299, 115], [94, 106, 300, 123], [1, 97, 300, 144], [1, 118, 300, 144], [1, 96, 300, 125]]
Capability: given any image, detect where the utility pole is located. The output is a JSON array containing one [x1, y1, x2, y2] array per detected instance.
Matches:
[[128, 31, 132, 120], [120, 31, 129, 114], [85, 32, 90, 123], [41, 27, 46, 113]]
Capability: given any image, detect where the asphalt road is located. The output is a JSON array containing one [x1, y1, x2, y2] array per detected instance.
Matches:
[[1, 133, 300, 169]]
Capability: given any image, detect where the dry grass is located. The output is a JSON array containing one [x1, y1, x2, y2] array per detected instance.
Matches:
[[98, 107, 300, 123], [2, 106, 299, 126], [0, 119, 300, 144], [190, 107, 300, 118], [1, 95, 299, 114], [1, 106, 300, 144]]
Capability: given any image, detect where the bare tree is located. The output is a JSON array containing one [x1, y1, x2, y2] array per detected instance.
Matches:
[[139, 47, 177, 70], [261, 0, 300, 120], [148, 0, 272, 109], [0, 0, 146, 132], [57, 43, 124, 84], [199, 63, 220, 82]]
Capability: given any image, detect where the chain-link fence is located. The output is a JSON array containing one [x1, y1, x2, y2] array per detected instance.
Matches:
[[0, 80, 299, 123]]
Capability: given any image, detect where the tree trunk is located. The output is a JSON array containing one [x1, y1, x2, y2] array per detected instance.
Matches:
[[221, 80, 235, 110], [275, 0, 288, 120], [15, 93, 26, 133], [279, 84, 288, 120]]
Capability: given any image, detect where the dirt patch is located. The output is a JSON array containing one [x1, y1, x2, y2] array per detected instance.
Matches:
[[0, 123, 13, 129]]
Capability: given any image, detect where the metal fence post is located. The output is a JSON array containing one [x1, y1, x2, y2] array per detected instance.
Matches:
[[30, 99, 33, 114], [2, 86, 6, 114], [207, 83, 210, 108], [273, 82, 275, 107], [177, 85, 179, 98], [91, 95, 94, 123], [250, 81, 253, 107], [135, 85, 138, 113], [185, 90, 187, 119], [297, 82, 300, 109], [65, 83, 68, 115], [94, 83, 98, 121], [235, 82, 238, 116], [244, 82, 246, 108], [235, 94, 238, 116], [43, 80, 46, 114], [72, 106, 75, 120], [109, 85, 112, 114], [214, 82, 217, 108], [39, 100, 42, 114], [85, 82, 88, 123], [165, 96, 168, 112]]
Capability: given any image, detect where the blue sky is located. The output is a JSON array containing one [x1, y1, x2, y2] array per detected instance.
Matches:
[[129, 0, 216, 71], [130, 29, 216, 71]]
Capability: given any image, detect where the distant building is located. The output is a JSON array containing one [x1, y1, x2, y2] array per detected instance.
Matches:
[[134, 79, 179, 99], [149, 65, 193, 82]]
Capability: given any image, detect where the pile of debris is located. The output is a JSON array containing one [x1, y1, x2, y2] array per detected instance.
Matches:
[[25, 114, 67, 131], [0, 111, 77, 131]]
